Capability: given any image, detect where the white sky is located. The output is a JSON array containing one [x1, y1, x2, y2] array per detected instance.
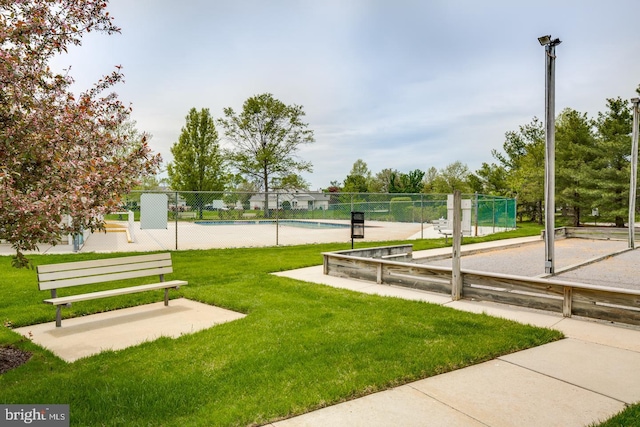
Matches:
[[51, 0, 640, 190]]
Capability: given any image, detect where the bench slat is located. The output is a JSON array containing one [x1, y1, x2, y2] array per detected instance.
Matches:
[[38, 266, 174, 290], [43, 280, 187, 305], [38, 259, 172, 283], [37, 253, 171, 274]]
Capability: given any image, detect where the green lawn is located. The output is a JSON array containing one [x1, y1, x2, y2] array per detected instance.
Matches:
[[0, 226, 565, 426], [594, 403, 640, 427]]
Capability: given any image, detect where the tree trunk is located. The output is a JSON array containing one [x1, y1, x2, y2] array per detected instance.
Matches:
[[537, 200, 543, 225], [263, 168, 270, 218]]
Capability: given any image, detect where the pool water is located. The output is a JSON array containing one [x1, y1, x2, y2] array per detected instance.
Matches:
[[195, 220, 350, 229]]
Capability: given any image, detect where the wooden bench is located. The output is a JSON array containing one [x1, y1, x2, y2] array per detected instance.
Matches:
[[37, 253, 187, 327], [432, 219, 453, 243]]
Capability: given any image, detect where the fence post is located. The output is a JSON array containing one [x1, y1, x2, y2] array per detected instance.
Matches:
[[128, 210, 136, 243], [504, 198, 508, 232], [492, 198, 496, 233], [474, 192, 479, 237], [452, 190, 463, 300], [276, 192, 279, 246], [175, 191, 178, 250], [421, 194, 424, 239]]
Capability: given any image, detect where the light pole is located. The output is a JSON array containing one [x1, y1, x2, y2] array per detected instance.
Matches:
[[629, 97, 640, 248], [538, 34, 561, 274]]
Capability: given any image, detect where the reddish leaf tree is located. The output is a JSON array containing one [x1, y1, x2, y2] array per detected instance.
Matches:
[[0, 0, 161, 267]]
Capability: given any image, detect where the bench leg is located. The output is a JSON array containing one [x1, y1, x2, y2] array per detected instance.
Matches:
[[164, 288, 169, 306], [56, 306, 62, 328]]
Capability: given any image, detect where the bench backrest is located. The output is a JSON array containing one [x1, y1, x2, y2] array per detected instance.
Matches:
[[37, 253, 174, 291]]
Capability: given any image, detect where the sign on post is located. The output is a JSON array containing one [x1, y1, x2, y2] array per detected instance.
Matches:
[[351, 211, 365, 248]]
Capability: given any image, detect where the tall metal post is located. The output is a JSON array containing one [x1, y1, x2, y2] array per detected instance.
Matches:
[[451, 190, 462, 300], [276, 192, 279, 246], [474, 192, 479, 237], [629, 98, 640, 248], [421, 194, 424, 239], [175, 191, 179, 250], [539, 35, 561, 274]]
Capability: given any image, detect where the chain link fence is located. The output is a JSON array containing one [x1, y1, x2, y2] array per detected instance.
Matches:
[[78, 191, 516, 252]]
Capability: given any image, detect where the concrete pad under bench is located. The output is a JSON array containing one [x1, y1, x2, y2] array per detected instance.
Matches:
[[14, 298, 245, 362]]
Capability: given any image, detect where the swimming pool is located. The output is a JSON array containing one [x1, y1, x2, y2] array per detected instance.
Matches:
[[195, 220, 351, 229]]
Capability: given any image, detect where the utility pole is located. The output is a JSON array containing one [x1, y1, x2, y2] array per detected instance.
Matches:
[[538, 35, 561, 274], [629, 97, 640, 248]]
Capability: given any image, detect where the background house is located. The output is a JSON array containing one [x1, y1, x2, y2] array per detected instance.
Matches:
[[249, 192, 330, 210]]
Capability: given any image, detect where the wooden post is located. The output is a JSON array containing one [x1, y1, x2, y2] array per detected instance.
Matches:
[[562, 286, 572, 317], [452, 190, 463, 300]]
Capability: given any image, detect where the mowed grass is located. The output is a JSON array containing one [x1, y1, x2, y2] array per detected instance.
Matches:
[[0, 228, 562, 426], [594, 403, 640, 427]]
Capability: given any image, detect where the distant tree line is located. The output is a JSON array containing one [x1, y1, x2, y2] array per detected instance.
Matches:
[[161, 88, 640, 228]]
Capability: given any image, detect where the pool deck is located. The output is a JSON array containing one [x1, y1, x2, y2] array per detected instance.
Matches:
[[0, 220, 450, 254]]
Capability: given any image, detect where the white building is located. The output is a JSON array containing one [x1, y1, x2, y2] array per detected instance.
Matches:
[[249, 192, 330, 210]]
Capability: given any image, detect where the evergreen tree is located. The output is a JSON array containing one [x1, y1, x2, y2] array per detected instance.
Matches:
[[470, 162, 509, 196], [592, 98, 633, 227], [555, 108, 598, 226]]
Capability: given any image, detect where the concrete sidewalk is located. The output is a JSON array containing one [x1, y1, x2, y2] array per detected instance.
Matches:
[[271, 240, 640, 427]]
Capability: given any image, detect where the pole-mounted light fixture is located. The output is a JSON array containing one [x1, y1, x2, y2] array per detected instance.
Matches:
[[538, 35, 551, 45], [538, 35, 562, 47]]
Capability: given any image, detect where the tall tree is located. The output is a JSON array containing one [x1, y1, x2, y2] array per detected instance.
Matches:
[[555, 108, 598, 226], [168, 108, 228, 218], [593, 98, 633, 227], [219, 93, 314, 214], [509, 141, 545, 223], [493, 118, 545, 222], [431, 161, 472, 194], [401, 169, 425, 193], [369, 168, 395, 193], [271, 174, 310, 191], [469, 162, 509, 196], [342, 159, 371, 193], [422, 167, 439, 193], [0, 0, 161, 267]]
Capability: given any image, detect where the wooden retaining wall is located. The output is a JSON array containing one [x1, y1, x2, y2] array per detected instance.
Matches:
[[323, 245, 640, 326], [544, 226, 639, 241]]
